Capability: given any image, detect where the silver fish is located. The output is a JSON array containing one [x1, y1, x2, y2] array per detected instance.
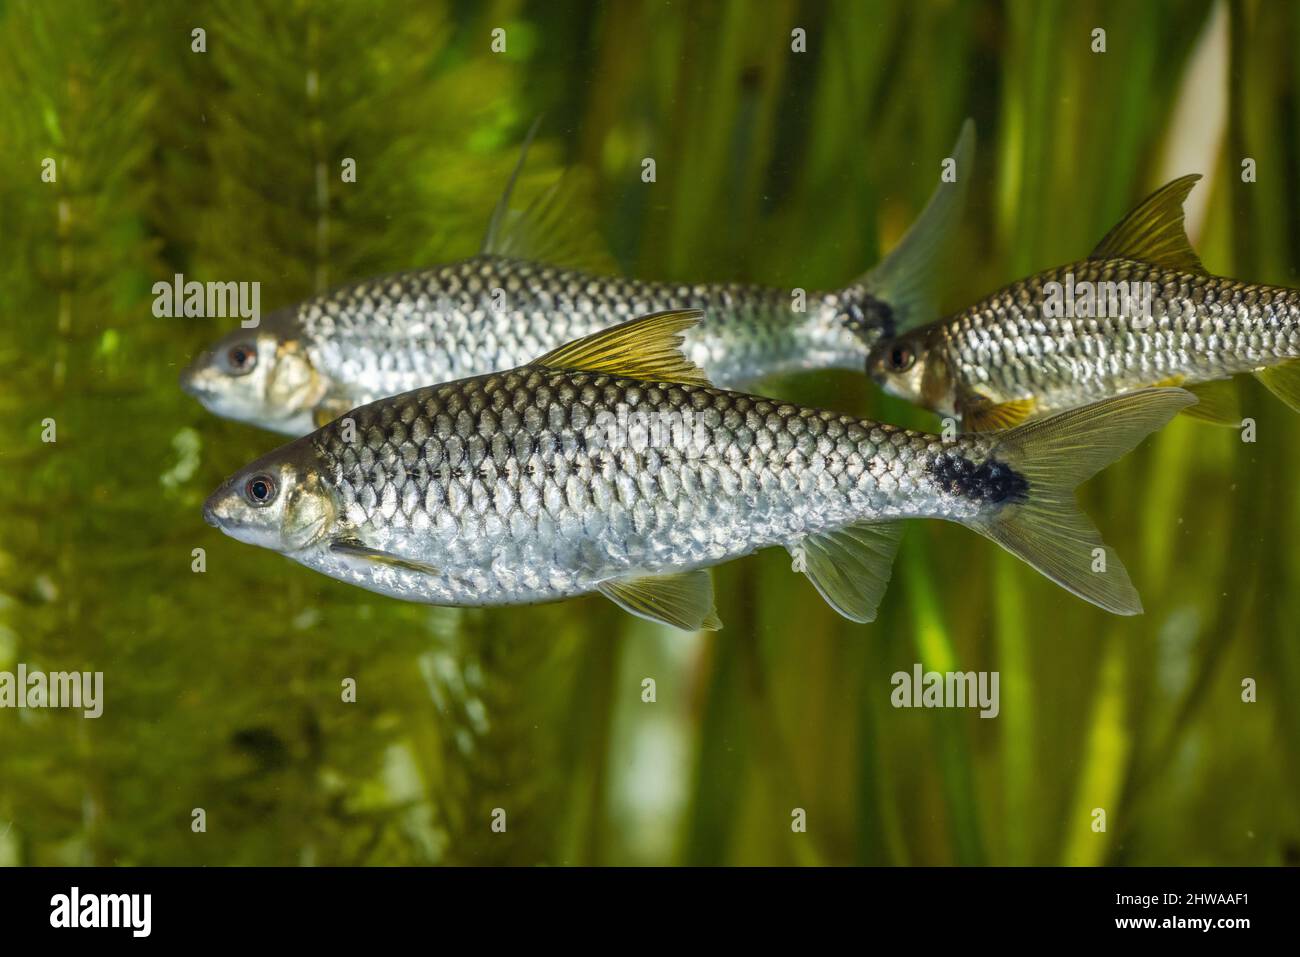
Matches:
[[203, 310, 1193, 628], [868, 174, 1300, 431], [182, 121, 975, 435]]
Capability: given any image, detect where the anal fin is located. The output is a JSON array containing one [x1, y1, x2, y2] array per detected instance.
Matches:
[[598, 569, 722, 632], [792, 521, 904, 623], [1142, 375, 1236, 426], [1180, 379, 1241, 426], [1255, 359, 1300, 414]]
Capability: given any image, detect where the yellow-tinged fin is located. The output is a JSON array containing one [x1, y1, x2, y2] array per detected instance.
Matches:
[[791, 521, 904, 623], [329, 539, 440, 577], [1180, 379, 1241, 426], [312, 398, 353, 429], [532, 309, 713, 386], [481, 116, 620, 275], [861, 118, 975, 333], [968, 388, 1196, 615], [959, 395, 1037, 432], [1150, 374, 1239, 425], [1089, 174, 1207, 274], [598, 569, 722, 632], [1255, 359, 1300, 414]]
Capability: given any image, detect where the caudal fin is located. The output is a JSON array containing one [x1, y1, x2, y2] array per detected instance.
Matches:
[[858, 118, 975, 332], [968, 388, 1195, 615]]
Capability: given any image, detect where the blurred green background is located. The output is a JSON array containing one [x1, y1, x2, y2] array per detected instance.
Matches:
[[1, 0, 1297, 865]]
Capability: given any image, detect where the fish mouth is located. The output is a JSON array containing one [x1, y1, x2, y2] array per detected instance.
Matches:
[[179, 363, 208, 399], [203, 484, 235, 529], [202, 496, 220, 528]]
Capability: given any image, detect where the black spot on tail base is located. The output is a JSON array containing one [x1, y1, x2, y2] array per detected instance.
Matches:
[[926, 452, 1029, 505], [868, 297, 897, 340], [845, 296, 896, 342]]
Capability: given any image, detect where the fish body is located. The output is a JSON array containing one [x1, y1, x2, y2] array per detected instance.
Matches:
[[266, 254, 880, 424], [205, 311, 1193, 627], [869, 175, 1300, 429], [909, 257, 1300, 416], [242, 365, 973, 607], [183, 121, 976, 435]]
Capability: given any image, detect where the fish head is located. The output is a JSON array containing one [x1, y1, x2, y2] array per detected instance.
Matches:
[[181, 324, 327, 436], [204, 440, 338, 554], [866, 331, 955, 415]]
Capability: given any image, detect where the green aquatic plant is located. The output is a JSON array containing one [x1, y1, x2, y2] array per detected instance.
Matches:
[[0, 0, 1297, 866]]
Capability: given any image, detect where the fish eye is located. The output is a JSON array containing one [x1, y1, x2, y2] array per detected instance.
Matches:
[[888, 343, 916, 373], [225, 343, 257, 376], [244, 474, 277, 506]]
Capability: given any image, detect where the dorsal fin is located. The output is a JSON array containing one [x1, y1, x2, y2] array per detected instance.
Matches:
[[481, 118, 620, 275], [1089, 174, 1206, 273], [532, 310, 712, 386], [482, 116, 542, 256], [492, 168, 621, 275]]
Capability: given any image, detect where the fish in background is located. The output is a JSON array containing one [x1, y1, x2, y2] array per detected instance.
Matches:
[[868, 174, 1300, 430], [203, 310, 1193, 629], [181, 120, 975, 435]]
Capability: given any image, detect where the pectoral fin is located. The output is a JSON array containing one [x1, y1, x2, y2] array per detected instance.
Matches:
[[1255, 359, 1300, 414], [598, 569, 722, 632], [958, 394, 1037, 432], [792, 521, 904, 623], [329, 538, 440, 577]]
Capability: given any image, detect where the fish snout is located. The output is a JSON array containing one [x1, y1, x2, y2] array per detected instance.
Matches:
[[864, 347, 896, 389], [864, 350, 883, 383], [203, 485, 235, 528], [202, 494, 220, 528], [179, 355, 211, 398]]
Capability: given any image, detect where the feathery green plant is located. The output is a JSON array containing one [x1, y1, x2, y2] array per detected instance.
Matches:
[[1, 0, 1296, 866]]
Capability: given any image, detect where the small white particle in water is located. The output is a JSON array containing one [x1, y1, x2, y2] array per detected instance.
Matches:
[[161, 427, 202, 489], [292, 608, 321, 630]]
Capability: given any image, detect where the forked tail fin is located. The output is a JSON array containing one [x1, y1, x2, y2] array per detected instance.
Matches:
[[967, 388, 1196, 615], [856, 118, 975, 333]]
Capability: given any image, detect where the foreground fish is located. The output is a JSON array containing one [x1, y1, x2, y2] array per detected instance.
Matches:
[[182, 121, 974, 435], [203, 310, 1192, 628], [868, 174, 1300, 430]]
